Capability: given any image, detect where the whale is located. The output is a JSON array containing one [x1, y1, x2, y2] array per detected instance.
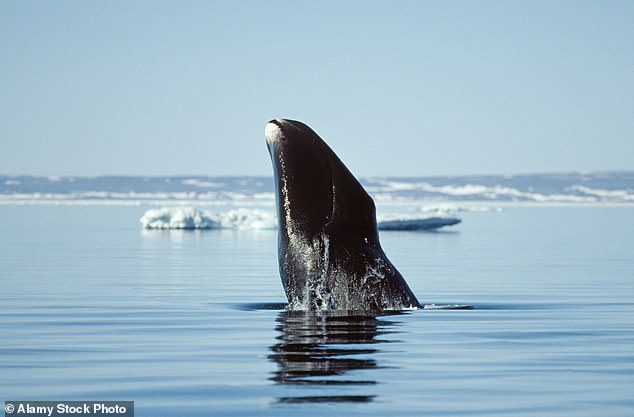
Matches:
[[265, 119, 421, 311]]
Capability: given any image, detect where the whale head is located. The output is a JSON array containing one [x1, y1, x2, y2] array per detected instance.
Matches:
[[265, 119, 377, 244], [265, 119, 420, 311]]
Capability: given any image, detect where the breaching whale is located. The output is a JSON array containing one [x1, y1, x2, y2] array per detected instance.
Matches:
[[265, 119, 421, 311]]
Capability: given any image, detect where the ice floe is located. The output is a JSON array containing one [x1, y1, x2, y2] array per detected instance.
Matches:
[[140, 208, 461, 231], [140, 208, 277, 230], [376, 214, 461, 230]]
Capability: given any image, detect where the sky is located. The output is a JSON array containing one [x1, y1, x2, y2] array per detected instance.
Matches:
[[1, 0, 633, 177]]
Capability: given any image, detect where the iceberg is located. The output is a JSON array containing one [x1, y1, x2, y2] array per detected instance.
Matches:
[[140, 207, 220, 229], [376, 214, 461, 231], [140, 207, 277, 230], [140, 208, 461, 231]]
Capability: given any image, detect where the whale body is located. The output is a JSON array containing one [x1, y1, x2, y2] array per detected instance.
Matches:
[[265, 119, 420, 311]]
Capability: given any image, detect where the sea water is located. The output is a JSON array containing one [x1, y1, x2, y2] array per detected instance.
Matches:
[[1, 205, 633, 416]]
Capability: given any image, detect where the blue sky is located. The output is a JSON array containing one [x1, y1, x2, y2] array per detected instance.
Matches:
[[1, 1, 633, 177]]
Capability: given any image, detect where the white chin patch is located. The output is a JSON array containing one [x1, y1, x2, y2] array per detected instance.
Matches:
[[265, 120, 285, 144]]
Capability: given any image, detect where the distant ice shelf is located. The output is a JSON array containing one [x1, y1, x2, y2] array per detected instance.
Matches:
[[3, 173, 633, 205]]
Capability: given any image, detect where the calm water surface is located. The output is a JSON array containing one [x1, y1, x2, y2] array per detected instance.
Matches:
[[1, 206, 633, 416]]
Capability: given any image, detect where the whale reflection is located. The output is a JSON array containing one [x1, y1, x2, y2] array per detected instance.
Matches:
[[268, 310, 403, 403]]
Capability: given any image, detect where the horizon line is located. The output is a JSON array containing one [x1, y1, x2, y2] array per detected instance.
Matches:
[[1, 169, 634, 179]]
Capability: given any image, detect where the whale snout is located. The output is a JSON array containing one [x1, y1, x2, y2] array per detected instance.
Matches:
[[265, 119, 321, 152], [265, 119, 288, 147]]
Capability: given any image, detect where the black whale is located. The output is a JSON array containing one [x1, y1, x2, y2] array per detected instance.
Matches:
[[265, 119, 420, 311]]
